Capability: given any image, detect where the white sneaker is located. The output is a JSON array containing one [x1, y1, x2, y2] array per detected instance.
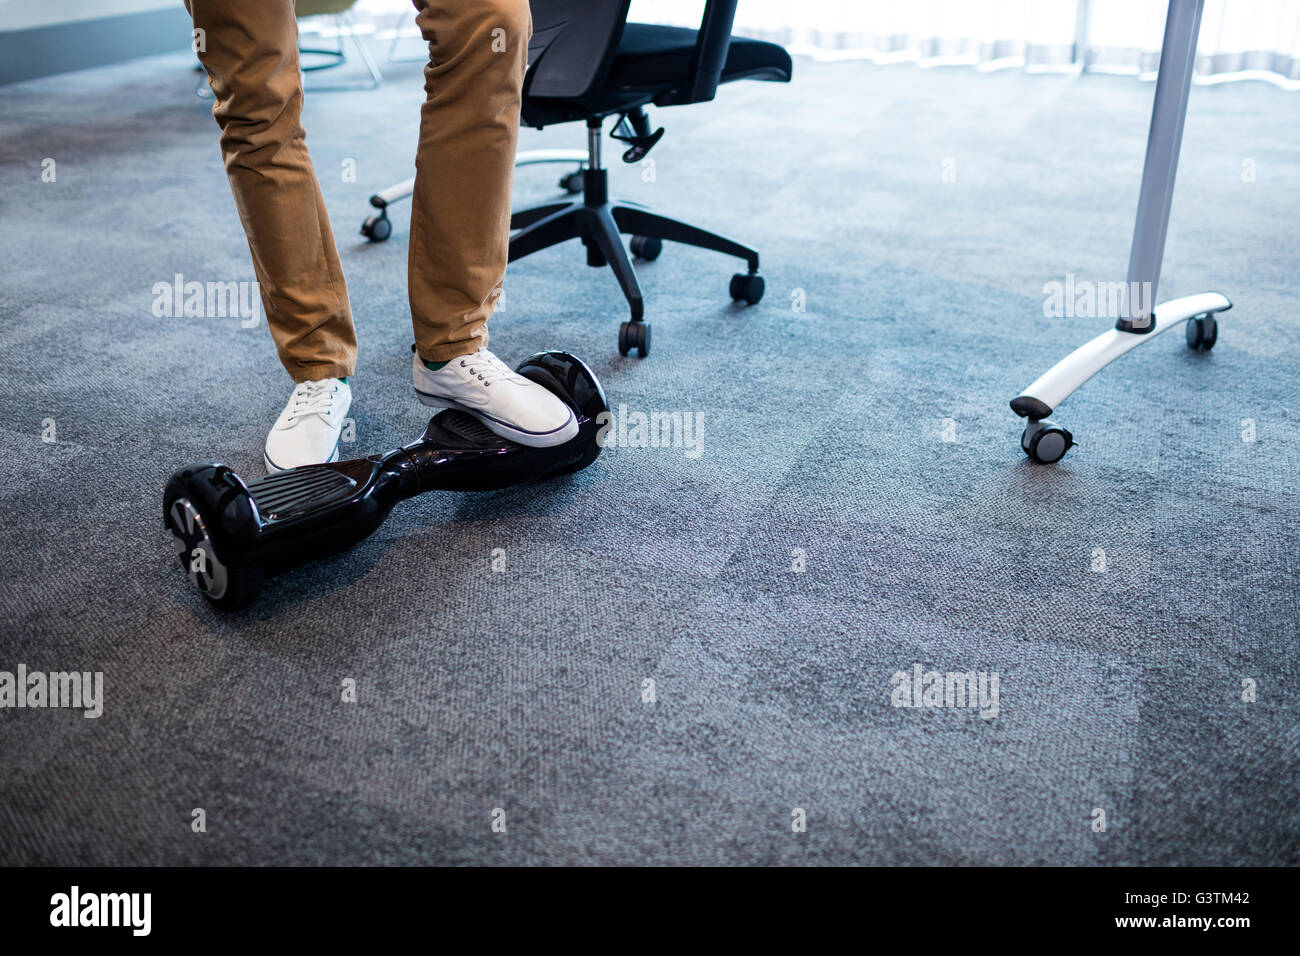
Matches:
[[264, 378, 351, 473], [412, 348, 577, 448]]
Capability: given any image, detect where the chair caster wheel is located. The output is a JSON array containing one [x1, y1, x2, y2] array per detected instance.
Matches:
[[1186, 313, 1218, 350], [361, 212, 391, 242], [559, 170, 584, 194], [730, 272, 764, 305], [630, 235, 662, 261], [1021, 419, 1073, 464], [618, 320, 650, 358]]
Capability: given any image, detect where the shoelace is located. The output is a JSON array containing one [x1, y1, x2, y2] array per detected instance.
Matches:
[[287, 379, 339, 422], [457, 350, 524, 389]]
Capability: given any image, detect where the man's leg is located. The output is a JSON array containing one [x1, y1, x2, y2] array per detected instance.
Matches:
[[405, 1, 576, 448], [189, 0, 356, 383], [407, 0, 530, 363]]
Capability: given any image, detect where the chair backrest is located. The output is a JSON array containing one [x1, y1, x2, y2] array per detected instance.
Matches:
[[295, 0, 359, 17], [526, 0, 741, 106], [526, 0, 632, 99]]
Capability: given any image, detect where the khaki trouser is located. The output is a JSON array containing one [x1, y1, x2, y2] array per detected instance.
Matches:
[[187, 0, 531, 382]]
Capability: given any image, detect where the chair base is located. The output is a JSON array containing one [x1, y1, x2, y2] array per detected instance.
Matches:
[[509, 166, 762, 355], [299, 12, 382, 92], [360, 149, 587, 243]]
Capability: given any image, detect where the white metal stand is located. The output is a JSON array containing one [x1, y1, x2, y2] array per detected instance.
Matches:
[[1011, 0, 1232, 463]]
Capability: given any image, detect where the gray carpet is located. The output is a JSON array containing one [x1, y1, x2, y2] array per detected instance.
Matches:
[[1, 47, 1298, 866]]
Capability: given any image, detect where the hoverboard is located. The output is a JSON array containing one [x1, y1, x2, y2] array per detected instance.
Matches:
[[163, 350, 606, 609]]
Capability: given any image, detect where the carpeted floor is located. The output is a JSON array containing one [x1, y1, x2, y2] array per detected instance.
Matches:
[[1, 46, 1297, 866]]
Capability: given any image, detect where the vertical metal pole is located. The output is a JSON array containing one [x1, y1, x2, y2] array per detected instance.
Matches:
[[1119, 0, 1204, 332], [587, 119, 603, 171], [1072, 0, 1091, 68]]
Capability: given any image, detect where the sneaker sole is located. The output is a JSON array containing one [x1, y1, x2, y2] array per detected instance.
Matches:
[[264, 443, 341, 475], [415, 390, 579, 448]]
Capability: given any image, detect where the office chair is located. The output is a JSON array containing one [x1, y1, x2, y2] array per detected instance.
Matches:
[[294, 0, 382, 92], [516, 0, 792, 355], [196, 0, 381, 99]]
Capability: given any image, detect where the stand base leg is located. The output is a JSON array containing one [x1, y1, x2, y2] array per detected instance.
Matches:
[[1010, 291, 1232, 462]]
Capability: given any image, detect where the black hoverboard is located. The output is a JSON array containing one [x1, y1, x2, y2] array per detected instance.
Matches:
[[163, 350, 606, 610]]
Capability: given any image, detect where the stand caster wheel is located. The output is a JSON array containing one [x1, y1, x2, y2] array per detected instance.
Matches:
[[1186, 313, 1218, 351], [730, 272, 764, 305], [559, 170, 584, 194], [361, 212, 391, 242], [618, 320, 650, 358], [630, 235, 662, 261], [1021, 419, 1074, 464]]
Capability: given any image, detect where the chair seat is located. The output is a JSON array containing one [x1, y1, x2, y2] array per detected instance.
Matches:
[[520, 21, 791, 127], [606, 23, 792, 91]]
